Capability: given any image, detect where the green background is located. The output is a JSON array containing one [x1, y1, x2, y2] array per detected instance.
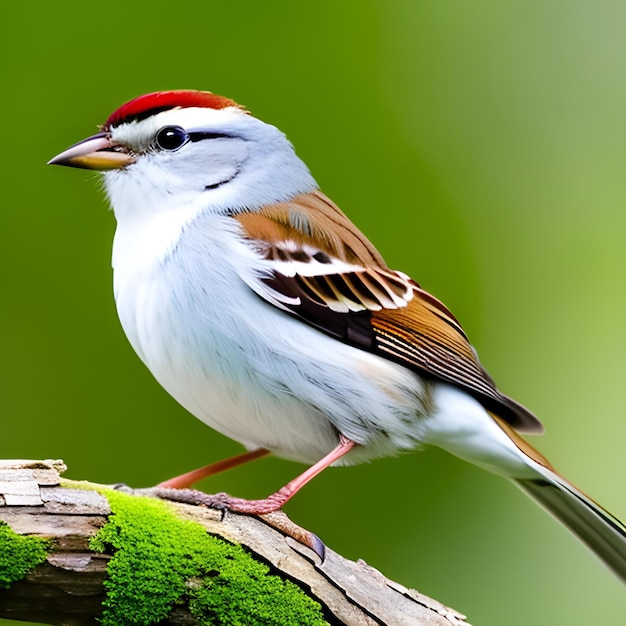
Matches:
[[2, 1, 626, 624]]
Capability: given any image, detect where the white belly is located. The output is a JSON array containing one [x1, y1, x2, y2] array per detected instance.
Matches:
[[109, 211, 536, 481], [112, 215, 430, 465]]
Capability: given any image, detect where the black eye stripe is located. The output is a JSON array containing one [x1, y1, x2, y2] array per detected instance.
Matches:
[[154, 127, 239, 152], [188, 131, 238, 142]]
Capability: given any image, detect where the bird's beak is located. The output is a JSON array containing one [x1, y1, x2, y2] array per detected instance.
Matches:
[[48, 131, 134, 170]]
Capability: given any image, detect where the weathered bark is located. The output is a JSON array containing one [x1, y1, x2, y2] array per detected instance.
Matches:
[[0, 460, 469, 625]]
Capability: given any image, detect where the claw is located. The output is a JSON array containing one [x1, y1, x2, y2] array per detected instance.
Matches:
[[259, 510, 326, 562], [309, 532, 326, 561]]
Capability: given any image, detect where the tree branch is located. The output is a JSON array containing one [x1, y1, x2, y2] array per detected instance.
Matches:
[[0, 460, 469, 625]]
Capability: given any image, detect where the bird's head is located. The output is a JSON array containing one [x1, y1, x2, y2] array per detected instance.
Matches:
[[49, 90, 317, 218]]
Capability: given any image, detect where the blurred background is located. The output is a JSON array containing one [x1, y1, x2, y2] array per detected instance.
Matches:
[[2, 1, 626, 624]]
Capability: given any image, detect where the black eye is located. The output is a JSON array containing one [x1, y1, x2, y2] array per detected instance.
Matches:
[[155, 126, 189, 151]]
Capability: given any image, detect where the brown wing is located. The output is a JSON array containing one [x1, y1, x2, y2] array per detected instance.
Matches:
[[236, 189, 387, 266], [371, 291, 542, 432], [235, 191, 543, 434]]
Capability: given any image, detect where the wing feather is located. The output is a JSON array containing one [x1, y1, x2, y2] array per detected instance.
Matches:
[[234, 191, 542, 433]]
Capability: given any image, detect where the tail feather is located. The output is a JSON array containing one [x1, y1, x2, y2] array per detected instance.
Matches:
[[427, 396, 626, 581], [515, 468, 626, 582]]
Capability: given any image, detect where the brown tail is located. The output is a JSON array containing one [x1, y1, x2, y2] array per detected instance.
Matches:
[[514, 468, 626, 582], [491, 413, 626, 582]]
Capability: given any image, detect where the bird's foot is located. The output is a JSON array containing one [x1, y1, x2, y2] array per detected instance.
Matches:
[[150, 486, 290, 513], [150, 486, 325, 559]]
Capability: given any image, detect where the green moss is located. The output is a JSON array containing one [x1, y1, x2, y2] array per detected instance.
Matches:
[[0, 521, 50, 589], [91, 489, 327, 625]]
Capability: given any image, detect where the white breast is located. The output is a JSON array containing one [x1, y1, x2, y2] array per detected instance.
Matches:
[[112, 209, 431, 465]]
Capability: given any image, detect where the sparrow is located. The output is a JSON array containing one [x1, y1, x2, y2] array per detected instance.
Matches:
[[49, 90, 626, 581]]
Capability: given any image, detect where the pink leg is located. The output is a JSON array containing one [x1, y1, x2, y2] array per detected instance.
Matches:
[[158, 448, 271, 489], [206, 435, 356, 514]]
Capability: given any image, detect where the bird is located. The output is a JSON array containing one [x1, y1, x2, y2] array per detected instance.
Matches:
[[49, 89, 626, 581]]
